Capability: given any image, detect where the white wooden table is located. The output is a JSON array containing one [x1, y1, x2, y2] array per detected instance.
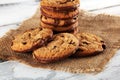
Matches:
[[0, 0, 120, 80]]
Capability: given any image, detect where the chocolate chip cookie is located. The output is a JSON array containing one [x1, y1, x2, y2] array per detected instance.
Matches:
[[40, 21, 78, 32], [72, 33, 106, 57], [33, 33, 79, 63], [41, 5, 79, 12], [41, 7, 79, 19], [41, 0, 80, 8], [11, 28, 53, 52], [41, 15, 78, 26]]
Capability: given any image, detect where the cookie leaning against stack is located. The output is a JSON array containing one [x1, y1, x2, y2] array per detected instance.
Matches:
[[11, 27, 53, 52], [40, 0, 80, 33]]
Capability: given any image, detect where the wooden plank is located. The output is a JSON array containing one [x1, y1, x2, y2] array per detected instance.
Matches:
[[81, 0, 120, 11], [90, 6, 120, 15], [0, 3, 38, 26], [0, 0, 30, 5]]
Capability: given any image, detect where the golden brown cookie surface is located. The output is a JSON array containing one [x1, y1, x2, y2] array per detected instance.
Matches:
[[41, 7, 79, 19], [11, 28, 53, 52], [41, 15, 78, 26], [41, 0, 80, 8], [40, 21, 78, 32], [41, 6, 79, 12], [33, 33, 79, 63], [73, 33, 106, 57]]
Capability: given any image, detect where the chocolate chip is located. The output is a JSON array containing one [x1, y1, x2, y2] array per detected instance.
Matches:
[[53, 46, 57, 49], [69, 40, 76, 46], [102, 44, 106, 49], [22, 41, 27, 45], [101, 40, 104, 43], [51, 46, 57, 50], [83, 42, 89, 45], [40, 15, 42, 19], [57, 0, 72, 4], [31, 28, 34, 30], [39, 28, 43, 31], [60, 35, 64, 37], [73, 17, 77, 20], [44, 16, 47, 19], [28, 33, 31, 37], [77, 48, 84, 52]]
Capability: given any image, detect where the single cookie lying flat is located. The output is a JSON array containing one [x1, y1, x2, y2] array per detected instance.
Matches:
[[40, 21, 78, 32], [11, 27, 53, 52], [41, 7, 79, 19], [72, 33, 106, 57], [41, 6, 78, 12], [33, 33, 79, 63], [41, 15, 78, 26]]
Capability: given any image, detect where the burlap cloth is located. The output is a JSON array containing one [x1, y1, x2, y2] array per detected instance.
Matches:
[[0, 9, 120, 73]]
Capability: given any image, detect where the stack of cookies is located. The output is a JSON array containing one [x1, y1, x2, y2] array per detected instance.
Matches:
[[40, 0, 80, 33]]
